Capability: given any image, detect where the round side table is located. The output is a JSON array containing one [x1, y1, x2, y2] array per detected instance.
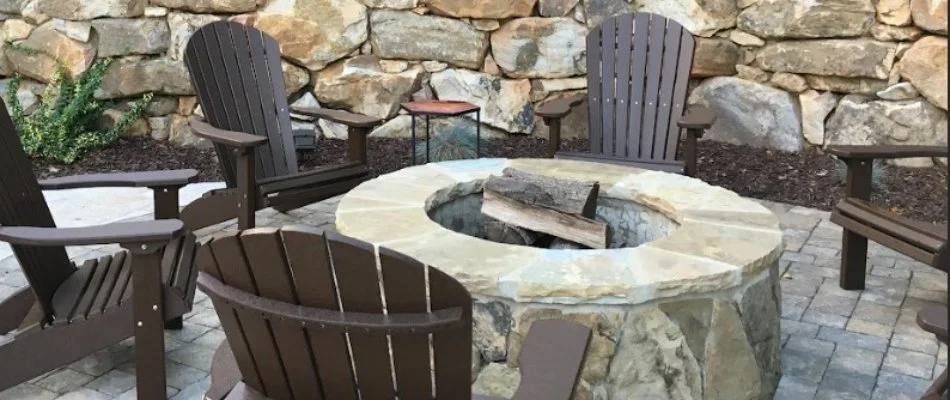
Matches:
[[400, 100, 481, 165]]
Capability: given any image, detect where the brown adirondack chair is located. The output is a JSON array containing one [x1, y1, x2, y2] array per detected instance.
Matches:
[[180, 21, 382, 231], [195, 226, 592, 400], [827, 145, 949, 290], [0, 97, 200, 399], [918, 304, 948, 400], [538, 12, 716, 177]]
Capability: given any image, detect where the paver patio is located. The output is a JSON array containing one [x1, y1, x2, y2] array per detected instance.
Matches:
[[0, 185, 945, 400]]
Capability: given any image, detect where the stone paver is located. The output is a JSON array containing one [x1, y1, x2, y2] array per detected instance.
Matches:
[[0, 190, 944, 399]]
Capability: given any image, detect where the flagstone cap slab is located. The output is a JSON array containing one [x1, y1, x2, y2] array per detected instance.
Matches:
[[336, 158, 784, 305]]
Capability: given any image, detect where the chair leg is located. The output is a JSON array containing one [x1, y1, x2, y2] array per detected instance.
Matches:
[[840, 229, 869, 290], [165, 316, 183, 330]]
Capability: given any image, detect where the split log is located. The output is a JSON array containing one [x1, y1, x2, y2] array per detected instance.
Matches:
[[484, 216, 543, 246], [482, 169, 607, 249], [488, 168, 599, 218]]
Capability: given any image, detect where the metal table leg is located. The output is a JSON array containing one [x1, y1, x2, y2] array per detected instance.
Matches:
[[425, 115, 431, 164], [410, 114, 416, 165], [476, 110, 481, 158]]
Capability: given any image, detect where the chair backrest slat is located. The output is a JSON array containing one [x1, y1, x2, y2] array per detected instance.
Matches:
[[0, 98, 74, 320], [586, 28, 604, 153], [429, 264, 473, 399], [199, 228, 475, 400], [380, 248, 434, 399], [184, 21, 298, 187], [612, 14, 634, 159], [586, 13, 696, 163], [282, 227, 357, 399], [327, 234, 397, 400]]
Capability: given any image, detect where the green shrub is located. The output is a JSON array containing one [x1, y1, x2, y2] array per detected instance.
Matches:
[[5, 51, 153, 164], [413, 124, 479, 163]]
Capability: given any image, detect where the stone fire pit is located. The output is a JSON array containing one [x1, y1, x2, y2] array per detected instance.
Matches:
[[336, 158, 785, 400]]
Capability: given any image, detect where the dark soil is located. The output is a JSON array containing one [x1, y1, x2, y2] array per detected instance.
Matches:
[[32, 137, 948, 224]]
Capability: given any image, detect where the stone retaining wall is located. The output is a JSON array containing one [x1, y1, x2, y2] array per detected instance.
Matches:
[[0, 0, 946, 166]]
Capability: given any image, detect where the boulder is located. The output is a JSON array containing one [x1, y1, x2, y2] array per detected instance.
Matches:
[[144, 6, 167, 16], [799, 90, 838, 146], [728, 30, 765, 46], [21, 0, 51, 25], [539, 0, 579, 17], [737, 0, 874, 38], [755, 39, 897, 79], [4, 23, 96, 83], [314, 56, 424, 119], [897, 36, 947, 110], [426, 0, 536, 19], [911, 0, 948, 34], [472, 301, 511, 362], [471, 19, 501, 31], [606, 307, 702, 399], [357, 0, 416, 9], [35, 0, 144, 19], [149, 0, 257, 13], [735, 65, 770, 83], [692, 37, 740, 77], [430, 68, 534, 133], [582, 0, 631, 29], [472, 363, 520, 399], [2, 19, 34, 41], [635, 0, 738, 37], [370, 10, 488, 69], [99, 108, 149, 138], [0, 77, 43, 115], [770, 72, 808, 93], [51, 19, 91, 42], [826, 95, 948, 167], [166, 13, 222, 61], [0, 0, 21, 13], [169, 114, 211, 148], [688, 77, 804, 152], [255, 0, 368, 71], [876, 82, 920, 100], [530, 78, 586, 101], [148, 116, 171, 140], [282, 60, 309, 96], [98, 58, 194, 99], [877, 0, 913, 26], [92, 18, 170, 57], [490, 18, 587, 79], [804, 75, 889, 95], [703, 301, 762, 400], [869, 23, 924, 41]]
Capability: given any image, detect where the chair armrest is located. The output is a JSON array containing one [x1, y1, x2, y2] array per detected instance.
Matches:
[[512, 319, 591, 400], [826, 145, 948, 160], [537, 94, 586, 119], [678, 107, 716, 130], [292, 107, 382, 129], [0, 220, 185, 247], [38, 170, 198, 190], [189, 117, 268, 148], [917, 306, 948, 343]]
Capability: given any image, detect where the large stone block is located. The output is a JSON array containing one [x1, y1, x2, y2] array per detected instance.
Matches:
[[691, 37, 740, 78], [255, 0, 367, 72], [607, 307, 702, 399], [370, 10, 488, 69], [635, 0, 738, 37], [826, 95, 948, 167], [799, 90, 838, 146], [490, 18, 587, 79], [738, 0, 874, 38], [314, 56, 423, 119], [427, 0, 536, 19], [92, 18, 169, 58], [35, 0, 144, 19], [911, 0, 948, 33], [897, 36, 947, 110], [149, 0, 257, 13], [704, 300, 762, 400], [473, 300, 512, 362], [430, 69, 534, 133], [167, 12, 223, 61], [4, 23, 95, 83], [755, 39, 897, 80], [539, 0, 579, 17], [282, 60, 309, 96], [98, 58, 194, 99], [688, 77, 804, 152], [804, 75, 889, 95], [877, 0, 913, 26]]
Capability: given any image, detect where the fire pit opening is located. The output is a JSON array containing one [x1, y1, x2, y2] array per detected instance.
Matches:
[[425, 168, 678, 250]]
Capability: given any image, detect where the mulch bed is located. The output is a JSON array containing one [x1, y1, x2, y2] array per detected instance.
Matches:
[[32, 137, 948, 224]]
